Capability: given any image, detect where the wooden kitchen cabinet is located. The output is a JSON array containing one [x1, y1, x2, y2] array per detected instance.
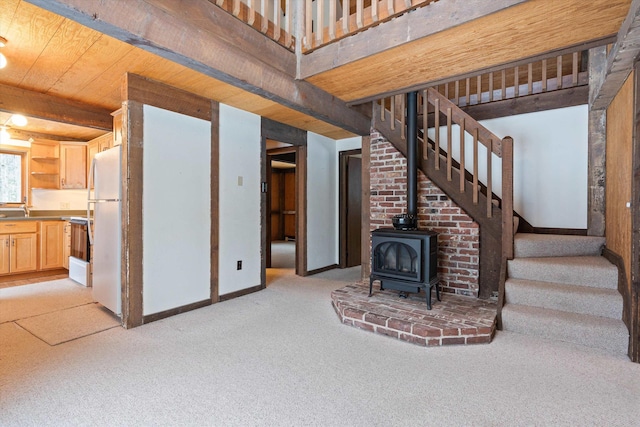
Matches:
[[0, 222, 38, 275], [39, 221, 64, 270], [30, 141, 60, 190], [60, 144, 87, 189], [87, 133, 112, 188], [112, 108, 123, 147]]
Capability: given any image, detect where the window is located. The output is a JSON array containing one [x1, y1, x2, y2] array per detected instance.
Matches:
[[0, 151, 25, 203]]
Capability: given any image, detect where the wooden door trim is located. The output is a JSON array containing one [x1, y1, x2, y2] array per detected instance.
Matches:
[[339, 148, 362, 268]]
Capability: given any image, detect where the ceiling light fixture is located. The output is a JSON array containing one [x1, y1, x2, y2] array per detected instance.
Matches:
[[0, 36, 7, 69]]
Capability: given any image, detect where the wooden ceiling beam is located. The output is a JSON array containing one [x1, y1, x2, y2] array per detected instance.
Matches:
[[0, 83, 113, 130], [591, 0, 640, 110], [25, 0, 371, 135], [300, 0, 529, 80], [4, 128, 87, 142]]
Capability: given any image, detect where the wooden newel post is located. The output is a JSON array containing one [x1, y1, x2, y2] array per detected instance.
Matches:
[[501, 136, 514, 260]]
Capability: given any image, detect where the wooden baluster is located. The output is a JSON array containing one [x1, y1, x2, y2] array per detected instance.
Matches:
[[422, 90, 428, 160], [372, 0, 379, 23], [556, 55, 563, 89], [447, 107, 452, 181], [541, 58, 547, 92], [388, 0, 395, 15], [216, 0, 224, 6], [473, 129, 479, 204], [261, 0, 269, 33], [273, 1, 281, 42], [405, 0, 412, 7], [305, 0, 313, 50], [528, 62, 533, 95], [248, 0, 256, 25], [476, 75, 481, 105], [487, 139, 493, 218], [514, 66, 519, 97], [454, 80, 459, 105], [501, 69, 506, 100], [400, 94, 406, 140], [489, 72, 494, 102], [444, 82, 449, 100], [357, 0, 364, 29], [316, 0, 324, 44], [434, 97, 440, 170], [465, 78, 470, 107], [572, 51, 579, 86], [285, 0, 292, 48], [390, 96, 396, 130], [232, 0, 240, 17], [328, 0, 336, 40], [459, 118, 465, 192], [380, 99, 385, 122], [343, 0, 349, 34]]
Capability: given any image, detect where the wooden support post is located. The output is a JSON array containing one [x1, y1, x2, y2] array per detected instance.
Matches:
[[446, 107, 452, 181], [460, 117, 465, 192], [487, 139, 492, 218], [435, 97, 440, 170], [473, 129, 479, 204], [501, 137, 514, 259]]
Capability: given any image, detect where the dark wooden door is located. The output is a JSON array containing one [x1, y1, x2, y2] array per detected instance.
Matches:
[[346, 155, 362, 267]]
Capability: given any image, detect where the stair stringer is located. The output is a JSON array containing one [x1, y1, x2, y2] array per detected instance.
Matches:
[[372, 102, 503, 299]]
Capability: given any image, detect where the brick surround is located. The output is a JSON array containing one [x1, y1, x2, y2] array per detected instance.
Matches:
[[369, 131, 480, 297], [331, 283, 497, 347]]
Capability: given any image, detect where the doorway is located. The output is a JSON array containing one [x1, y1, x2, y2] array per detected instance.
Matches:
[[339, 149, 362, 268], [267, 145, 297, 269]]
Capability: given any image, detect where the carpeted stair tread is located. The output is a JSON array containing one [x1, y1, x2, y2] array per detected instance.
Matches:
[[505, 278, 622, 319], [514, 233, 605, 258], [507, 256, 617, 289], [501, 304, 628, 354]]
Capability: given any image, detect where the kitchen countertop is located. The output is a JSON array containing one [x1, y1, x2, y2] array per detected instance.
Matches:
[[0, 210, 89, 222]]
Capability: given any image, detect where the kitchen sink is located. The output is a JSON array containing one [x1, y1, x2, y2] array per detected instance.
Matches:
[[0, 207, 28, 218]]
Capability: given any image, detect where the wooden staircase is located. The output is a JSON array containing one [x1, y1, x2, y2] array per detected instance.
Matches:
[[373, 88, 514, 300]]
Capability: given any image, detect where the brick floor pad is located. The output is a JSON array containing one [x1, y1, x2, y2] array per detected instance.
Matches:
[[331, 283, 497, 347]]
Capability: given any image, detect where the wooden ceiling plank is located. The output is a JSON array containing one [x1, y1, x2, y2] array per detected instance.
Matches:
[[0, 83, 113, 130], [1, 2, 65, 87], [7, 128, 88, 142], [591, 0, 640, 110], [300, 0, 528, 79], [307, 0, 630, 103], [19, 18, 102, 92], [24, 0, 371, 135]]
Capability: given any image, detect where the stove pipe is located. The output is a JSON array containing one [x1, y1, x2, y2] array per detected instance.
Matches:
[[406, 91, 418, 217]]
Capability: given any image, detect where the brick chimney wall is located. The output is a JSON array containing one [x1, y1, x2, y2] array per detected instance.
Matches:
[[369, 131, 480, 297]]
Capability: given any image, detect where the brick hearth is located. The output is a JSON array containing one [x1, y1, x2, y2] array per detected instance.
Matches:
[[331, 283, 497, 347]]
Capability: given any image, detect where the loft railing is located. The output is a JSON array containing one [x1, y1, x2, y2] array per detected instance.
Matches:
[[213, 0, 295, 51], [212, 1, 437, 53], [303, 0, 436, 52], [419, 50, 589, 108]]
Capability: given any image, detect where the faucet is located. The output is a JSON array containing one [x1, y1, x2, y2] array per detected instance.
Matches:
[[22, 204, 29, 217]]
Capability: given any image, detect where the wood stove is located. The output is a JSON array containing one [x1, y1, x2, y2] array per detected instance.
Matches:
[[369, 91, 440, 309], [369, 228, 440, 309]]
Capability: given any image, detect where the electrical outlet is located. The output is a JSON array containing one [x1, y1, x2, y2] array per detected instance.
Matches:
[[237, 176, 243, 186], [60, 202, 70, 209], [237, 260, 242, 270]]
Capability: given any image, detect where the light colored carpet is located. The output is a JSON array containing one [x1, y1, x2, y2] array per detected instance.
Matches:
[[16, 303, 120, 345], [0, 279, 93, 323], [1, 269, 639, 426]]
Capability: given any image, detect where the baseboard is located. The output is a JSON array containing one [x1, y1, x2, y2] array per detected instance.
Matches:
[[142, 299, 212, 324], [219, 284, 263, 302], [526, 227, 588, 235], [0, 268, 68, 284], [306, 264, 339, 276]]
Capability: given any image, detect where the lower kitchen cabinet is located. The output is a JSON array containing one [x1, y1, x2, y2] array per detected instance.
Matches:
[[0, 222, 38, 275], [39, 221, 64, 270]]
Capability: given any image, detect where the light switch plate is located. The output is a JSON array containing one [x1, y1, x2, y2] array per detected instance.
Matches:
[[237, 176, 243, 186]]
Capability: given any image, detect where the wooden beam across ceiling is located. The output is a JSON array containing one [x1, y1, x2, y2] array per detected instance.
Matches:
[[25, 0, 371, 136], [591, 0, 640, 110], [0, 83, 113, 130]]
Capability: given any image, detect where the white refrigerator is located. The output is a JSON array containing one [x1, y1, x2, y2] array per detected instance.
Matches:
[[88, 145, 122, 316]]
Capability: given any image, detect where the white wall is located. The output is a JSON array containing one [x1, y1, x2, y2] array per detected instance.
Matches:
[[428, 105, 588, 229], [31, 189, 88, 210], [142, 105, 211, 315], [306, 132, 339, 271], [218, 104, 261, 295]]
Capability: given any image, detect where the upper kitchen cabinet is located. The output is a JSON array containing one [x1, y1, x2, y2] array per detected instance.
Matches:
[[60, 144, 87, 189], [29, 141, 60, 190], [86, 133, 113, 189]]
